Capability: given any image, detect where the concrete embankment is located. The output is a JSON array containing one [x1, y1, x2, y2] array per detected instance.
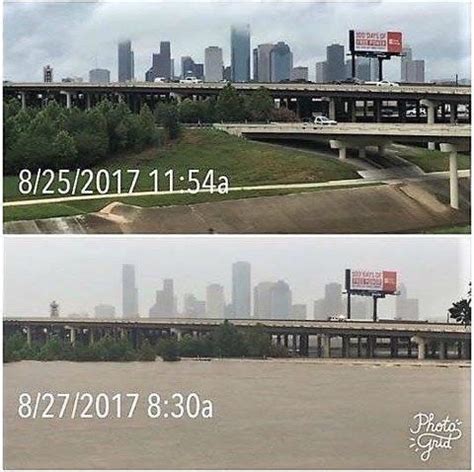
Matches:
[[4, 178, 470, 234]]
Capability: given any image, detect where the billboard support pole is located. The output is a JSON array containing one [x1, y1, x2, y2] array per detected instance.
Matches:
[[372, 295, 378, 322], [351, 54, 356, 79], [378, 57, 384, 81], [347, 291, 352, 319]]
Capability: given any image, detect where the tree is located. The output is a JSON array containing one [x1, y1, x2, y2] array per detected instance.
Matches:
[[245, 88, 274, 122], [270, 106, 299, 122], [157, 336, 180, 361], [449, 285, 471, 326], [155, 102, 181, 140], [52, 130, 78, 167], [215, 84, 246, 122], [243, 324, 272, 358], [137, 339, 157, 361], [212, 320, 247, 357]]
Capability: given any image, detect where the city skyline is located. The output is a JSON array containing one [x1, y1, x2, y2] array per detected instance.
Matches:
[[4, 236, 470, 320], [4, 2, 470, 83]]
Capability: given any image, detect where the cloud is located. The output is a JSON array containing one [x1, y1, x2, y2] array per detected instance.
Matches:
[[3, 1, 471, 81]]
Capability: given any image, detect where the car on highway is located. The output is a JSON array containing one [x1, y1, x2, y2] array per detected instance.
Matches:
[[406, 107, 427, 118], [375, 80, 400, 87], [328, 315, 347, 322], [179, 76, 203, 84], [313, 115, 337, 126]]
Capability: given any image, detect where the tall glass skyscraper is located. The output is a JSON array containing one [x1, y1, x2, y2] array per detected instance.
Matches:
[[232, 261, 251, 317], [118, 40, 134, 82], [270, 42, 293, 82], [231, 24, 251, 82], [122, 264, 138, 318]]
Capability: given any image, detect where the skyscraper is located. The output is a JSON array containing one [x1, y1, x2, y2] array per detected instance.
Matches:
[[205, 46, 223, 82], [326, 44, 345, 82], [395, 284, 419, 320], [315, 61, 327, 83], [122, 264, 138, 318], [290, 66, 309, 81], [206, 283, 225, 317], [183, 294, 206, 317], [181, 56, 196, 78], [145, 41, 172, 81], [232, 261, 251, 317], [270, 280, 292, 319], [149, 279, 175, 317], [401, 46, 425, 83], [270, 42, 293, 82], [118, 40, 134, 82], [254, 281, 275, 318], [324, 282, 343, 315], [43, 65, 53, 83], [89, 68, 110, 84], [254, 43, 274, 82], [231, 24, 251, 82]]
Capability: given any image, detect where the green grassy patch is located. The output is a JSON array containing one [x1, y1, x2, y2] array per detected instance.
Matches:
[[4, 128, 360, 202], [392, 144, 471, 172]]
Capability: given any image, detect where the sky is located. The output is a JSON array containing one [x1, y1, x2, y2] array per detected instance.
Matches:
[[3, 0, 471, 82], [4, 235, 470, 320]]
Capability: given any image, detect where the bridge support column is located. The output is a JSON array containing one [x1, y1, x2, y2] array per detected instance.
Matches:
[[70, 327, 76, 346], [284, 334, 289, 348], [439, 143, 464, 210], [374, 99, 382, 123], [62, 91, 72, 109], [462, 340, 471, 360], [420, 99, 438, 149], [349, 99, 357, 122], [86, 93, 91, 110], [89, 328, 95, 345], [407, 338, 412, 358], [26, 326, 32, 346], [358, 147, 366, 159], [390, 337, 399, 358], [412, 336, 426, 360], [439, 340, 447, 360], [328, 98, 336, 121], [329, 140, 347, 160], [20, 91, 27, 110], [322, 335, 331, 358], [450, 104, 457, 124], [357, 336, 362, 357], [292, 334, 298, 356], [378, 144, 386, 157], [316, 335, 322, 357]]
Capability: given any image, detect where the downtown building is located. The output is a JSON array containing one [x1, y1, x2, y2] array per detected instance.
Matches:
[[183, 294, 206, 317], [231, 24, 251, 82], [204, 46, 224, 82], [118, 40, 134, 82], [122, 264, 139, 318], [145, 41, 172, 81], [206, 283, 225, 317], [149, 279, 175, 317], [231, 261, 251, 317], [290, 66, 309, 81], [324, 43, 345, 82], [89, 68, 110, 84], [401, 46, 425, 83], [253, 43, 274, 82], [395, 284, 419, 320], [253, 280, 293, 319], [270, 42, 293, 82], [313, 282, 343, 320]]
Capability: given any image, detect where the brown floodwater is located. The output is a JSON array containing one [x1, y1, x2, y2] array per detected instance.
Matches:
[[3, 358, 471, 470]]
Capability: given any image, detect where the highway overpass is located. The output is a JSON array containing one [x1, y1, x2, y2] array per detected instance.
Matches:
[[4, 81, 471, 123], [216, 122, 471, 209], [4, 317, 471, 361]]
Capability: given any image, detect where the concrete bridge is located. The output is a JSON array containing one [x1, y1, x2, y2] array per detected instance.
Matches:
[[4, 81, 471, 123], [215, 122, 471, 209], [4, 317, 471, 361]]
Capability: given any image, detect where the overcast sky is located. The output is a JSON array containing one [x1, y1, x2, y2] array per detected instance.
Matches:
[[4, 236, 470, 320], [3, 0, 471, 82]]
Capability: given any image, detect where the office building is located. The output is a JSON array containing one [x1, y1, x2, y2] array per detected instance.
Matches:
[[315, 61, 327, 83], [223, 65, 232, 81], [89, 68, 110, 84], [291, 304, 307, 320], [149, 279, 175, 317], [181, 56, 196, 78], [94, 304, 116, 319], [231, 24, 251, 82], [270, 280, 292, 319], [401, 46, 425, 83], [206, 284, 225, 317], [395, 284, 419, 320], [313, 282, 343, 320], [254, 43, 274, 82], [254, 282, 275, 318], [183, 294, 206, 317], [118, 40, 134, 82], [270, 42, 293, 82], [43, 65, 53, 83], [122, 264, 138, 318], [232, 261, 251, 317], [326, 43, 345, 82], [145, 41, 172, 81], [290, 66, 309, 81], [194, 63, 204, 80], [205, 46, 224, 82]]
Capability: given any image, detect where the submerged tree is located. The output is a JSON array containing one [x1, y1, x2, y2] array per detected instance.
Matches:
[[449, 284, 471, 326]]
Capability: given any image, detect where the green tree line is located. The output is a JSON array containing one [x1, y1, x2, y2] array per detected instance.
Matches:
[[4, 321, 288, 363], [4, 85, 297, 175]]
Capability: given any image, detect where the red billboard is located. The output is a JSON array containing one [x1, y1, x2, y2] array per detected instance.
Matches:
[[352, 31, 403, 55], [348, 269, 398, 294]]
